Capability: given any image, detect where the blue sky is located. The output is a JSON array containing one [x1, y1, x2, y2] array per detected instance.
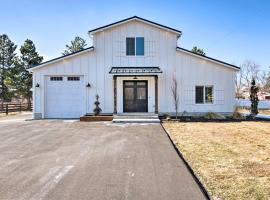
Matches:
[[1, 0, 269, 70]]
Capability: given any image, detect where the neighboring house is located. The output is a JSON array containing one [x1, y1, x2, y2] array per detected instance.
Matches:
[[29, 16, 239, 119]]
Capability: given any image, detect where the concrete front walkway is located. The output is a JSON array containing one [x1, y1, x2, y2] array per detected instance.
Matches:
[[0, 116, 206, 200]]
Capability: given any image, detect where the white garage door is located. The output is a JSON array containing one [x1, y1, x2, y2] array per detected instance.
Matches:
[[45, 76, 84, 118]]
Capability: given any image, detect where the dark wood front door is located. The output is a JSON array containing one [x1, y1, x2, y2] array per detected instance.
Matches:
[[123, 81, 148, 112]]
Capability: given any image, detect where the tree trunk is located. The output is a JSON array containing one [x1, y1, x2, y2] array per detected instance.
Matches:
[[27, 97, 31, 110]]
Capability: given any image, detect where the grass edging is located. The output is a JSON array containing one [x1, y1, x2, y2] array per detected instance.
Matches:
[[160, 123, 211, 200]]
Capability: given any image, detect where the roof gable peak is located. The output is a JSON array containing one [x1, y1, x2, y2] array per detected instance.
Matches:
[[88, 16, 182, 36]]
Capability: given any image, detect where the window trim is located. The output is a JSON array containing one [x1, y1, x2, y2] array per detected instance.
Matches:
[[126, 37, 145, 56], [195, 85, 214, 104]]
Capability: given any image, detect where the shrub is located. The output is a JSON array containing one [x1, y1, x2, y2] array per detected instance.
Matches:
[[203, 112, 226, 120], [232, 107, 244, 119], [93, 94, 102, 116], [163, 113, 170, 120]]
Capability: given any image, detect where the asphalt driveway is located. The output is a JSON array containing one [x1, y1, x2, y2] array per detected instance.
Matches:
[[0, 115, 206, 200]]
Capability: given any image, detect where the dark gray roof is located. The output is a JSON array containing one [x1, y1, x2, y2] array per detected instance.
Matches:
[[28, 47, 94, 70], [109, 67, 163, 74], [88, 16, 182, 35], [176, 47, 240, 70]]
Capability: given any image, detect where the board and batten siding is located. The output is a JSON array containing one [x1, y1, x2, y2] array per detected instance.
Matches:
[[32, 20, 236, 118]]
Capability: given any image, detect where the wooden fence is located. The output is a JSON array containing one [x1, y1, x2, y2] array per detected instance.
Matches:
[[0, 103, 32, 115]]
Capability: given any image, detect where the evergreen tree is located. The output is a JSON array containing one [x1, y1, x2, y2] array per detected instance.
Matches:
[[0, 34, 17, 102], [93, 94, 102, 116], [250, 78, 259, 116], [191, 46, 206, 56], [6, 39, 43, 109], [62, 36, 87, 55]]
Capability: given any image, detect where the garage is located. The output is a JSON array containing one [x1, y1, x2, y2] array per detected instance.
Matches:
[[45, 76, 84, 118]]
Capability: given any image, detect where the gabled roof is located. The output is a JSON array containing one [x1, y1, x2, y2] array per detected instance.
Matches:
[[28, 47, 94, 71], [176, 47, 240, 70], [88, 16, 182, 36]]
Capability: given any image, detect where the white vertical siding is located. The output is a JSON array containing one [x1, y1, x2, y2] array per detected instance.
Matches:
[[32, 20, 237, 118]]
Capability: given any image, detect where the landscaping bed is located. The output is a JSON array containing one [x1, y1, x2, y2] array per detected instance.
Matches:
[[80, 115, 113, 122], [162, 121, 270, 200]]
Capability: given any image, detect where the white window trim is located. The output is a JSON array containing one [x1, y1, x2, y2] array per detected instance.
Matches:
[[195, 85, 214, 105], [126, 37, 144, 57]]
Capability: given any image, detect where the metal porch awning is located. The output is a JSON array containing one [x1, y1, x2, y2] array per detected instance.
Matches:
[[109, 67, 163, 75]]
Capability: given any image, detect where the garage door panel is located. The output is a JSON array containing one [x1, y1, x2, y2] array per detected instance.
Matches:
[[45, 76, 84, 118]]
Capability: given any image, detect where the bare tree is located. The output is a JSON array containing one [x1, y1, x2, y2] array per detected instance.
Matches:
[[235, 68, 244, 99], [171, 75, 179, 119], [241, 60, 260, 89]]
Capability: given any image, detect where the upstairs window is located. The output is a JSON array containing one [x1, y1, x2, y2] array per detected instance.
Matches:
[[195, 86, 213, 104], [126, 37, 144, 56]]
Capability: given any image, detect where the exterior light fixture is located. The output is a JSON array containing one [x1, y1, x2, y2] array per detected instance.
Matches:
[[133, 76, 138, 80], [86, 83, 91, 88], [35, 83, 40, 87]]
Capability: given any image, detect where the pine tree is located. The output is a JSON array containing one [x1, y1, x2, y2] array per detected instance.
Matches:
[[191, 46, 206, 56], [62, 36, 87, 55], [93, 94, 102, 116], [6, 39, 43, 109], [250, 78, 259, 116], [0, 34, 17, 102]]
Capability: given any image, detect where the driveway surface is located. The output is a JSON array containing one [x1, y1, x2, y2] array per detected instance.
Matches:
[[0, 114, 206, 200]]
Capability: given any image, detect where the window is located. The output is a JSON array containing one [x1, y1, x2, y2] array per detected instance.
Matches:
[[136, 37, 144, 55], [205, 86, 213, 103], [126, 37, 144, 56], [126, 38, 135, 55], [50, 77, 63, 81], [195, 86, 213, 104], [195, 86, 204, 104], [67, 76, 80, 81]]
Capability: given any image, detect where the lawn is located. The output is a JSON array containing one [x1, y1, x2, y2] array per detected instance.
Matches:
[[238, 108, 270, 115], [163, 121, 270, 200]]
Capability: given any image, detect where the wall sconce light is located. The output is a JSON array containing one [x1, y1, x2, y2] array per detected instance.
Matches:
[[86, 83, 91, 88], [35, 83, 40, 88]]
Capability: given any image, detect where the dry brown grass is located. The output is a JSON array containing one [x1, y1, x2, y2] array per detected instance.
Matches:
[[238, 108, 270, 115], [163, 121, 270, 200]]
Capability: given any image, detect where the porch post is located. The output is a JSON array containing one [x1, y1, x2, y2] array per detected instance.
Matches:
[[113, 75, 117, 114], [154, 75, 158, 114]]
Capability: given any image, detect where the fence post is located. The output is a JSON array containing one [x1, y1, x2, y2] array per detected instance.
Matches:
[[5, 104, 8, 115], [19, 103, 22, 113]]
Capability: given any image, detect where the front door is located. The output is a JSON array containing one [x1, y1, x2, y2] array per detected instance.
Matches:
[[123, 81, 148, 112]]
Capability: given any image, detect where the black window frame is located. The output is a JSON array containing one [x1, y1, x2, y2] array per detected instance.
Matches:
[[126, 37, 144, 56], [50, 76, 63, 81], [195, 86, 204, 104], [195, 85, 214, 104], [67, 76, 80, 81]]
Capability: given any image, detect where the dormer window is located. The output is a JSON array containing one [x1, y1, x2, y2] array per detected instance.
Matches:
[[126, 37, 144, 56]]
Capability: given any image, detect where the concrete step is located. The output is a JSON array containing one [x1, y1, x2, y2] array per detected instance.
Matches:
[[113, 113, 160, 123], [113, 115, 159, 119], [112, 118, 160, 123]]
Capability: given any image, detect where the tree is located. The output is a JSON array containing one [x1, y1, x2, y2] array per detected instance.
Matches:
[[6, 39, 43, 109], [263, 67, 270, 92], [93, 94, 102, 115], [0, 34, 17, 102], [191, 46, 206, 56], [250, 78, 259, 116], [171, 75, 179, 119], [62, 36, 87, 55]]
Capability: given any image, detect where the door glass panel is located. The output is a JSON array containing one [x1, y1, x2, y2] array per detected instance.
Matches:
[[124, 82, 134, 86], [137, 88, 146, 100], [137, 82, 146, 86], [124, 88, 134, 100]]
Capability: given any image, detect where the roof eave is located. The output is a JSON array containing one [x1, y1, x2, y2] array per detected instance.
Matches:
[[28, 47, 94, 72], [176, 47, 240, 71], [88, 16, 182, 37]]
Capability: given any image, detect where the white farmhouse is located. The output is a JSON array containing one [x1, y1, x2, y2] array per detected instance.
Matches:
[[29, 16, 239, 119]]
